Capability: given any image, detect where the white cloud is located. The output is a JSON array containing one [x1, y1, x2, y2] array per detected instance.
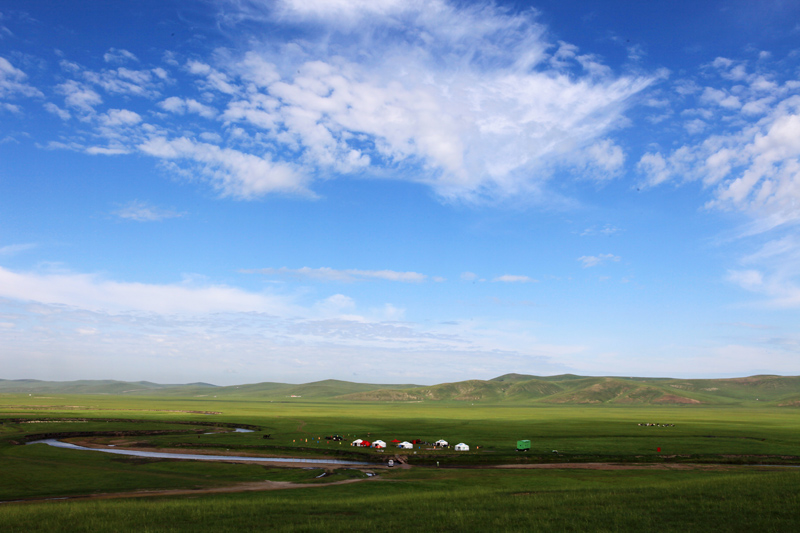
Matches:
[[159, 96, 217, 119], [187, 60, 238, 95], [313, 293, 357, 316], [0, 296, 574, 383], [639, 56, 800, 233], [727, 269, 764, 291], [700, 87, 741, 109], [138, 136, 306, 198], [100, 108, 142, 127], [684, 118, 706, 135], [0, 56, 42, 100], [83, 67, 165, 98], [244, 266, 428, 283], [0, 261, 579, 383], [381, 303, 405, 320], [578, 254, 620, 268], [493, 274, 537, 283], [44, 102, 71, 120], [44, 1, 653, 204], [103, 48, 138, 64], [0, 243, 36, 256], [57, 80, 102, 112], [641, 94, 800, 230], [274, 0, 411, 24], [85, 146, 130, 155], [726, 267, 800, 308], [725, 234, 800, 308], [113, 200, 185, 222], [0, 265, 293, 315], [1, 102, 20, 113], [580, 224, 620, 237], [582, 139, 625, 178]]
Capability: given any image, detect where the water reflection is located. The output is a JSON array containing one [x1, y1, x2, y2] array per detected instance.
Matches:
[[28, 439, 368, 465]]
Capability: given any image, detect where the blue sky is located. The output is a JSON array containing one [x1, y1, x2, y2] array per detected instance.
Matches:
[[2, 0, 800, 385]]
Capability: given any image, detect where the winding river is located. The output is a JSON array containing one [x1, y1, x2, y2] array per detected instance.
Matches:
[[27, 439, 369, 466]]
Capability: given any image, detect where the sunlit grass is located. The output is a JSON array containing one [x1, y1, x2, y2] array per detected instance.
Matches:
[[1, 468, 799, 532]]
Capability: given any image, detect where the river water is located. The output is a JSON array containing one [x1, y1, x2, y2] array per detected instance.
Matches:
[[27, 439, 369, 466]]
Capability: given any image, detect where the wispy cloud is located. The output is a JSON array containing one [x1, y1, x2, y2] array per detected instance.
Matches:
[[242, 266, 428, 283], [158, 96, 217, 119], [138, 137, 307, 198], [493, 274, 537, 283], [580, 224, 621, 237], [0, 295, 573, 383], [0, 265, 294, 315], [113, 200, 185, 222], [103, 48, 138, 64], [0, 56, 43, 100], [0, 243, 36, 256], [32, 1, 655, 204], [578, 254, 620, 268], [637, 55, 800, 232], [725, 233, 800, 308]]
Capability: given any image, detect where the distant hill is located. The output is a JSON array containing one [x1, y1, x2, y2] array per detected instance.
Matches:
[[0, 379, 217, 395], [335, 375, 800, 405], [2, 375, 800, 406]]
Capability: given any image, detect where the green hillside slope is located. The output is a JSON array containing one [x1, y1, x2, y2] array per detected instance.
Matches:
[[3, 374, 800, 405]]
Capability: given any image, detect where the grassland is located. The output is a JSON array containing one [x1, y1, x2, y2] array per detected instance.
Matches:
[[2, 468, 800, 532], [1, 383, 799, 531]]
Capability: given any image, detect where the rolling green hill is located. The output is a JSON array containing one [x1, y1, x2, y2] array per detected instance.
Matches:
[[0, 379, 217, 395], [3, 374, 800, 405]]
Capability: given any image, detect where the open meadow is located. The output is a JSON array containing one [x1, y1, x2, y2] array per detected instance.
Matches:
[[1, 386, 800, 531]]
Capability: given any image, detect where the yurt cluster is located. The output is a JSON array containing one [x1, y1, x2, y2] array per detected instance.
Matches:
[[350, 438, 470, 451]]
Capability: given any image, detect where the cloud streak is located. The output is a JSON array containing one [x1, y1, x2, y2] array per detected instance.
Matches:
[[113, 200, 185, 222], [0, 243, 36, 256], [493, 274, 537, 283], [578, 254, 620, 268], [0, 266, 293, 315], [243, 266, 428, 283]]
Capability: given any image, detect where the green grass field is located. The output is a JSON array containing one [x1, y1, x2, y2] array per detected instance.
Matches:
[[1, 393, 799, 530]]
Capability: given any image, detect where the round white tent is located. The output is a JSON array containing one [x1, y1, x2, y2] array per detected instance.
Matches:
[[454, 443, 469, 451], [350, 439, 363, 446], [398, 441, 413, 449], [434, 439, 449, 447], [372, 440, 387, 449]]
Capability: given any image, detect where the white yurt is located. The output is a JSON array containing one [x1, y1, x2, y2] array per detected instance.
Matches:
[[351, 439, 363, 447], [454, 443, 469, 451], [434, 439, 449, 447], [398, 441, 413, 449], [372, 440, 387, 449]]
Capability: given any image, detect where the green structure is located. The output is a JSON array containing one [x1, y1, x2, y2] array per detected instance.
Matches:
[[516, 439, 531, 451]]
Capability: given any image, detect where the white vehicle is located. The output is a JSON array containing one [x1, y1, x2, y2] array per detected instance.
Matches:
[[388, 459, 394, 467]]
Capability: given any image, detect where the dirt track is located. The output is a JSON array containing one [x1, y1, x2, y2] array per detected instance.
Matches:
[[3, 477, 379, 505], [4, 460, 782, 505], [489, 462, 728, 470]]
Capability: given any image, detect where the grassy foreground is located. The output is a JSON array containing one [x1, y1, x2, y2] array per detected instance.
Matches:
[[2, 468, 800, 532], [1, 393, 799, 530]]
